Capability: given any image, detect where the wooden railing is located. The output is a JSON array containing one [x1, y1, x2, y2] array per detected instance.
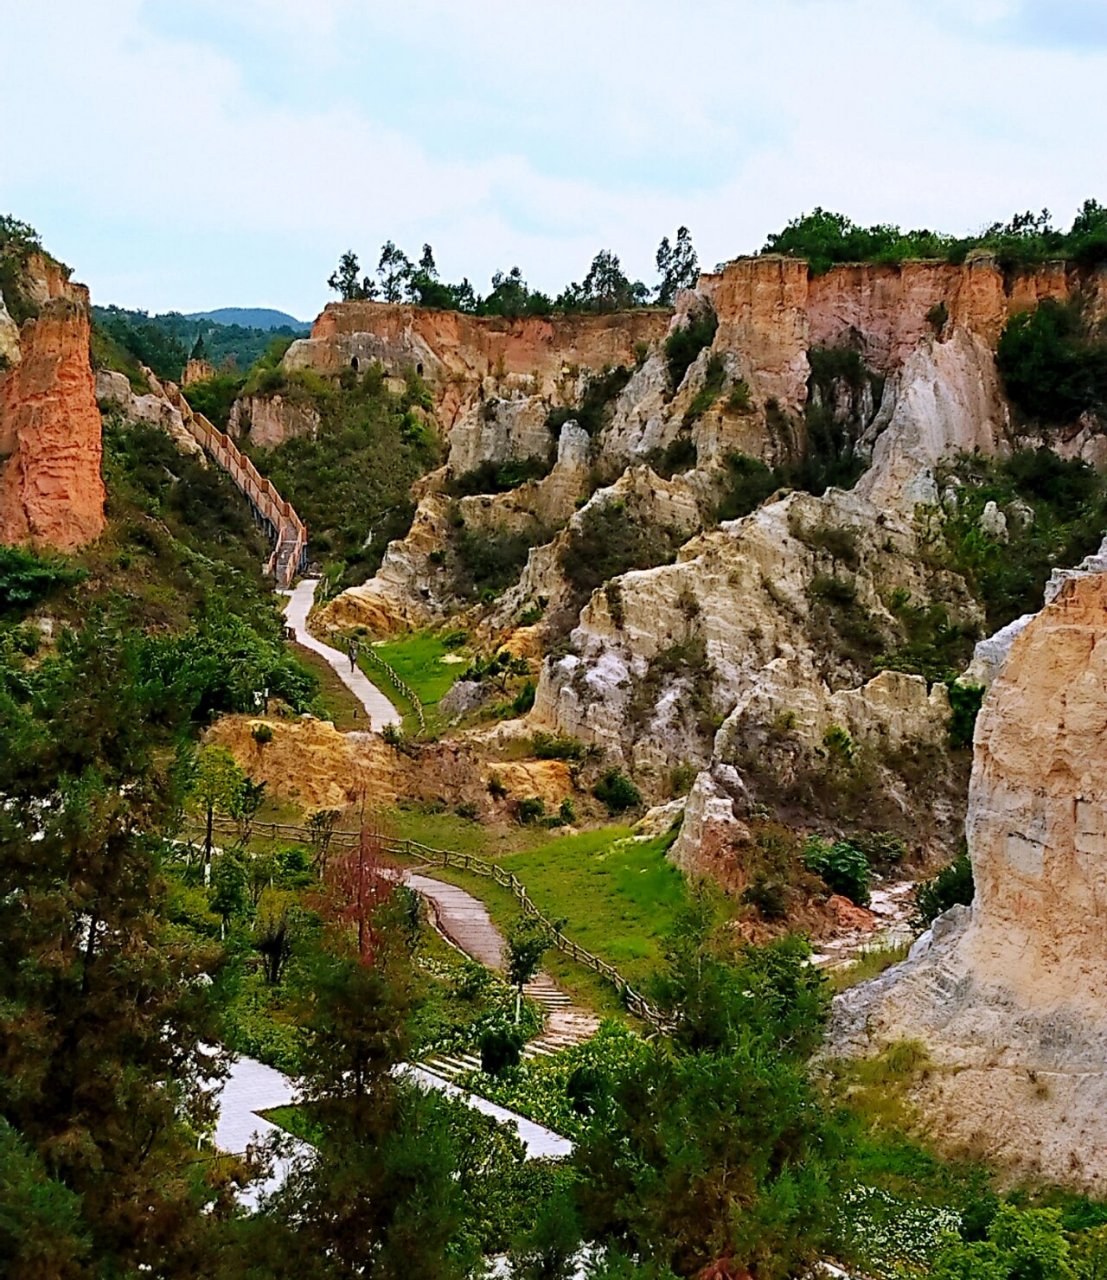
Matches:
[[360, 647, 426, 734], [153, 375, 309, 587], [207, 817, 664, 1028]]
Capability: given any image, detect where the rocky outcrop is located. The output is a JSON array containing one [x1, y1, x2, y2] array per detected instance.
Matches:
[[285, 301, 669, 436], [228, 393, 319, 448], [829, 572, 1107, 1188], [182, 358, 215, 385], [0, 283, 105, 551], [855, 328, 1009, 511], [96, 369, 204, 458]]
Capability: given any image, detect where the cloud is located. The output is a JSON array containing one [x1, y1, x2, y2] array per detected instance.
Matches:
[[1, 0, 1105, 315]]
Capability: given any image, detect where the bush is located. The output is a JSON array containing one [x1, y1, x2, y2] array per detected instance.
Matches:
[[741, 874, 789, 921], [669, 761, 698, 796], [664, 308, 717, 390], [936, 449, 1107, 630], [561, 500, 679, 596], [648, 434, 697, 478], [546, 365, 632, 436], [516, 796, 546, 825], [251, 723, 273, 744], [0, 546, 86, 617], [997, 297, 1107, 424], [726, 379, 752, 413], [182, 373, 245, 430], [804, 836, 871, 905], [593, 769, 641, 814], [530, 731, 586, 761], [947, 680, 985, 749], [682, 352, 726, 425], [914, 852, 974, 928], [480, 1025, 524, 1076], [446, 456, 551, 497], [455, 525, 542, 596], [716, 452, 779, 522]]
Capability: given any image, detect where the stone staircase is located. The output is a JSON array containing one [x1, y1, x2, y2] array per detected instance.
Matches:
[[420, 974, 601, 1082]]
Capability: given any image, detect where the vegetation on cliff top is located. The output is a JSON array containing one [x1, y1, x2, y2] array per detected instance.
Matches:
[[763, 199, 1107, 274]]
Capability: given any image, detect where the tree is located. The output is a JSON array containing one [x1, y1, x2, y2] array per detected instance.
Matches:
[[252, 888, 299, 985], [482, 266, 530, 318], [190, 331, 208, 361], [230, 775, 266, 847], [0, 624, 229, 1274], [377, 240, 413, 303], [506, 916, 549, 1023], [188, 744, 247, 866], [209, 850, 249, 935], [573, 909, 838, 1276], [0, 1118, 89, 1280], [655, 225, 699, 304], [578, 250, 641, 312], [328, 250, 376, 301]]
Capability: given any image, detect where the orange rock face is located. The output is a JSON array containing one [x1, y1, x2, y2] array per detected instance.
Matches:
[[0, 289, 106, 551], [698, 253, 1076, 412]]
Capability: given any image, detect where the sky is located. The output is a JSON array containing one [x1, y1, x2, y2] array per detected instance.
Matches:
[[1, 0, 1106, 322]]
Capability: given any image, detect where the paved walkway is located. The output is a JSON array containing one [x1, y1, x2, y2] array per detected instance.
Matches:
[[405, 869, 601, 1080], [283, 578, 401, 731], [212, 1053, 308, 1210]]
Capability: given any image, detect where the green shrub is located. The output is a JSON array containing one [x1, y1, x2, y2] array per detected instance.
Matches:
[[182, 373, 246, 430], [546, 365, 632, 436], [512, 681, 536, 715], [664, 309, 717, 390], [716, 452, 779, 522], [669, 761, 698, 796], [455, 525, 542, 596], [726, 380, 752, 413], [997, 297, 1107, 424], [682, 352, 726, 425], [516, 796, 546, 826], [446, 456, 551, 497], [822, 723, 856, 762], [914, 852, 974, 928], [561, 500, 680, 596], [804, 836, 871, 905], [531, 731, 586, 761], [936, 449, 1107, 630], [251, 723, 273, 744], [741, 874, 789, 921], [852, 830, 907, 871], [0, 547, 86, 617], [947, 680, 985, 749], [480, 1025, 524, 1075], [593, 769, 642, 814], [648, 434, 697, 477]]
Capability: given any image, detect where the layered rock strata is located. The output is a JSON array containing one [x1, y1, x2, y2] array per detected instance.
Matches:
[[0, 273, 105, 550], [829, 572, 1107, 1187]]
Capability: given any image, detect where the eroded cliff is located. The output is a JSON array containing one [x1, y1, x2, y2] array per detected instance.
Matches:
[[0, 255, 105, 550], [829, 570, 1107, 1187]]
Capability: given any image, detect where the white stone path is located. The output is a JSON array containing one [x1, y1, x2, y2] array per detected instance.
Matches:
[[211, 581, 572, 1203], [282, 577, 402, 731]]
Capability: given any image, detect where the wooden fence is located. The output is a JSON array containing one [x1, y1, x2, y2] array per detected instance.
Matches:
[[208, 816, 664, 1028]]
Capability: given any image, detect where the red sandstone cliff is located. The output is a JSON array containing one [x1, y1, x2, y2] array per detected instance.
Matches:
[[0, 275, 106, 551]]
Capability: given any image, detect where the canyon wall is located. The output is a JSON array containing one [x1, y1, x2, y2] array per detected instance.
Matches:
[[829, 569, 1107, 1187], [0, 261, 105, 551]]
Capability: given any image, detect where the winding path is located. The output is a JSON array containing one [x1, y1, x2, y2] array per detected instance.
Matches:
[[282, 578, 402, 731]]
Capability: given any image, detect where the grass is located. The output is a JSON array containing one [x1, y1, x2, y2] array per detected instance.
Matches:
[[392, 818, 704, 1015], [259, 1103, 321, 1146], [290, 642, 366, 731], [358, 630, 469, 734], [829, 940, 911, 993]]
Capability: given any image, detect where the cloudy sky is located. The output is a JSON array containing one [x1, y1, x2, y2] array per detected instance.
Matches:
[[1, 0, 1105, 320]]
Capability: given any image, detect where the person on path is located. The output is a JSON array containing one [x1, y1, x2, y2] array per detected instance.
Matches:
[[348, 637, 359, 673]]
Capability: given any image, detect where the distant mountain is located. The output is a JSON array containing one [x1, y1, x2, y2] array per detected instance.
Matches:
[[183, 308, 309, 332]]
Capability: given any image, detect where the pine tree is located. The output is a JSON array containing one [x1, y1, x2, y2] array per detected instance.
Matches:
[[0, 623, 230, 1274]]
